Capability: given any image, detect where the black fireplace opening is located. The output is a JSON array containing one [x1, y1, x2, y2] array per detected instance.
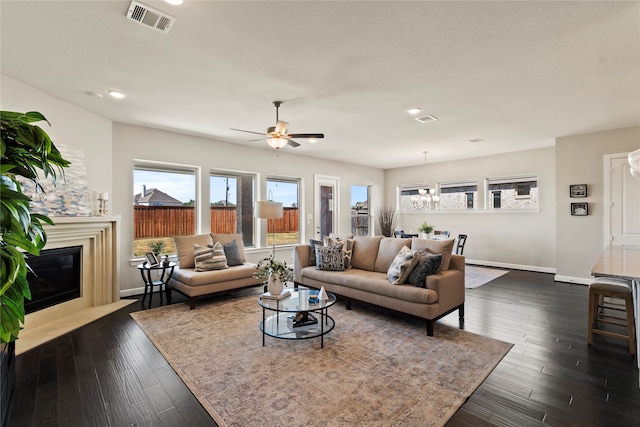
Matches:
[[25, 246, 82, 314]]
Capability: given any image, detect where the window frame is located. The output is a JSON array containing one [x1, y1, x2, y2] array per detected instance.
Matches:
[[210, 169, 257, 248], [438, 180, 479, 210], [265, 176, 301, 247], [486, 175, 539, 210]]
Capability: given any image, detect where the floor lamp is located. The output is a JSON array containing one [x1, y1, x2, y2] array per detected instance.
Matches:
[[256, 200, 283, 258]]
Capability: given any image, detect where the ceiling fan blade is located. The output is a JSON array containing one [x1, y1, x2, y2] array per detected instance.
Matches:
[[286, 139, 301, 148], [287, 133, 324, 139], [230, 128, 267, 136], [275, 120, 288, 134]]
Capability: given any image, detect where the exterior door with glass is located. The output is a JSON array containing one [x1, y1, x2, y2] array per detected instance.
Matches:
[[314, 175, 339, 241]]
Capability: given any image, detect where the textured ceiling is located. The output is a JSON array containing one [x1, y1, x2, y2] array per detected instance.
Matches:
[[1, 0, 638, 169]]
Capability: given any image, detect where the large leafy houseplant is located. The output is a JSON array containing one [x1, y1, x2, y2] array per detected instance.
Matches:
[[0, 111, 70, 343]]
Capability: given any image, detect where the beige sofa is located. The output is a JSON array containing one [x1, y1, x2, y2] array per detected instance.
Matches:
[[167, 233, 261, 309], [294, 235, 465, 336]]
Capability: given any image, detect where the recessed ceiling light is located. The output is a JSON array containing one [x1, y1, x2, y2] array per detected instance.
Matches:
[[108, 90, 126, 99], [407, 107, 421, 115], [164, 0, 184, 5], [467, 138, 484, 143]]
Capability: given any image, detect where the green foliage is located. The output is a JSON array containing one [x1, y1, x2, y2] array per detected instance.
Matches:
[[253, 255, 293, 284], [148, 240, 166, 255], [419, 221, 434, 234], [0, 111, 70, 343]]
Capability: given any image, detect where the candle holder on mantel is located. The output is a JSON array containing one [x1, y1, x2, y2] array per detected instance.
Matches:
[[97, 191, 109, 216]]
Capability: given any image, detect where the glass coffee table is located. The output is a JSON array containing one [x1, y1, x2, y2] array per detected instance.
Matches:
[[259, 287, 336, 348]]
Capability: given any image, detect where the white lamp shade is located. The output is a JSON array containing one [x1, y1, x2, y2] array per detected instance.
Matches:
[[629, 149, 640, 170], [255, 200, 283, 219]]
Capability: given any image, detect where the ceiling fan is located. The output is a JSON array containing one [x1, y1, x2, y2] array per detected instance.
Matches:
[[231, 101, 324, 149]]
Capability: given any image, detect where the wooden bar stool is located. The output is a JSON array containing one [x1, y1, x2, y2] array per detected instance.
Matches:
[[587, 277, 636, 354]]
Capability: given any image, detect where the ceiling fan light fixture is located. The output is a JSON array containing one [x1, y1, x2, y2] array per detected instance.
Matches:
[[108, 90, 126, 99], [308, 138, 317, 143], [407, 107, 421, 115], [267, 137, 288, 150]]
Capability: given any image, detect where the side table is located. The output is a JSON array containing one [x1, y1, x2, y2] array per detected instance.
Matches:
[[137, 261, 176, 308]]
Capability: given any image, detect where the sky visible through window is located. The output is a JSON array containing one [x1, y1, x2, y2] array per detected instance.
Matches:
[[351, 186, 368, 207], [134, 170, 194, 203]]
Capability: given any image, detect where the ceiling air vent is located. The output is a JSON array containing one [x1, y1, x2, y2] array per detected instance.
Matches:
[[127, 1, 175, 33], [415, 114, 438, 124]]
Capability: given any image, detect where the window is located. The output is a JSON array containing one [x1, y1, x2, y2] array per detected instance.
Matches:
[[398, 184, 434, 211], [351, 185, 370, 236], [487, 176, 538, 209], [133, 163, 196, 256], [439, 181, 478, 210], [266, 178, 300, 246], [210, 172, 255, 247]]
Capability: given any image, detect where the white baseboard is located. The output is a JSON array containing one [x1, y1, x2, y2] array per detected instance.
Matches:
[[464, 259, 556, 274], [120, 286, 145, 297], [553, 275, 591, 286]]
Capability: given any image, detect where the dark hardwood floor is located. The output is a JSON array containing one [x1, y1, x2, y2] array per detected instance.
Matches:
[[6, 269, 640, 426]]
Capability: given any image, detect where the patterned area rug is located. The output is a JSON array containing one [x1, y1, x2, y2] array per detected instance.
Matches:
[[465, 265, 510, 289], [131, 287, 512, 427]]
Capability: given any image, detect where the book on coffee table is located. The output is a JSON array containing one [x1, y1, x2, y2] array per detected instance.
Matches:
[[287, 312, 318, 328], [260, 290, 291, 300]]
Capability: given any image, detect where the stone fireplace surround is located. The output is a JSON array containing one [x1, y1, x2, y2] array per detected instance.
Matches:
[[16, 216, 133, 355]]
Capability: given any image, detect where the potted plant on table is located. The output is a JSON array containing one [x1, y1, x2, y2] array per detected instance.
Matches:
[[419, 221, 434, 239], [253, 255, 293, 295]]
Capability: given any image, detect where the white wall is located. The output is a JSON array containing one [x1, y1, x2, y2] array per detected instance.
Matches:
[[1, 75, 113, 204], [555, 126, 640, 282], [385, 147, 557, 271], [112, 123, 385, 294]]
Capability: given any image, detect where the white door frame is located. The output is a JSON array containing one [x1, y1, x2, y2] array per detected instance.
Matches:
[[314, 174, 340, 240], [603, 152, 640, 247]]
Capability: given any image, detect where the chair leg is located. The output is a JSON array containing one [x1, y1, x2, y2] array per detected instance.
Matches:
[[587, 288, 596, 345], [624, 294, 636, 355]]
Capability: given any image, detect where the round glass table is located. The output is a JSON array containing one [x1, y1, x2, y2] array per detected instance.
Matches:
[[258, 287, 336, 348]]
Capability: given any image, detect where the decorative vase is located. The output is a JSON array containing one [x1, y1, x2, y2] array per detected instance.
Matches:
[[421, 232, 430, 239], [267, 272, 283, 295]]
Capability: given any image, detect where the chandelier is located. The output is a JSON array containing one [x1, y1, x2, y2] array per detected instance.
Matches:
[[411, 151, 439, 210]]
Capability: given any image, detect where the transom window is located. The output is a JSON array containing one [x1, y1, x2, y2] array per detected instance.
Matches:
[[439, 181, 478, 210], [487, 176, 538, 209]]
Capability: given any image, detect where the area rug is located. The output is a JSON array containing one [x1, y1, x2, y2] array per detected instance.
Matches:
[[465, 265, 509, 289], [131, 288, 512, 427]]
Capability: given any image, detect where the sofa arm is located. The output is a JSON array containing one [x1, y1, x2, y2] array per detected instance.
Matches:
[[448, 254, 465, 274], [294, 244, 310, 282], [426, 268, 465, 312]]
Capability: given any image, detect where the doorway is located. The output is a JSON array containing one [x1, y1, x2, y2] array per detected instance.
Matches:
[[604, 154, 640, 246]]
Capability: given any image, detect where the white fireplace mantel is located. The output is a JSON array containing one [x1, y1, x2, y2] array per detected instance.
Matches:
[[17, 215, 132, 354]]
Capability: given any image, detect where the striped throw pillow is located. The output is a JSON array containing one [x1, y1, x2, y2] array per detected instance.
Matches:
[[194, 242, 228, 271]]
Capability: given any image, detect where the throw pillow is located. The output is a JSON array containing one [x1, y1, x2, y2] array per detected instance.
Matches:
[[223, 240, 244, 266], [387, 246, 419, 285], [324, 236, 355, 269], [308, 239, 323, 267], [194, 242, 228, 271], [315, 243, 345, 271], [407, 251, 443, 288]]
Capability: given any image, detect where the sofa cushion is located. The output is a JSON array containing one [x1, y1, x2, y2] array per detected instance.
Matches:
[[407, 251, 442, 288], [194, 242, 228, 271], [374, 237, 412, 273], [301, 267, 438, 304], [223, 240, 244, 266], [325, 236, 355, 269], [387, 246, 419, 285], [211, 233, 248, 262], [172, 263, 258, 286], [351, 235, 383, 271], [308, 239, 323, 267], [410, 238, 455, 271], [315, 244, 345, 271], [174, 234, 213, 268]]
